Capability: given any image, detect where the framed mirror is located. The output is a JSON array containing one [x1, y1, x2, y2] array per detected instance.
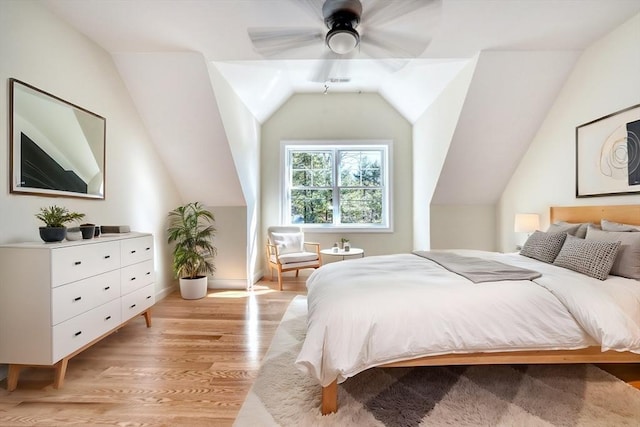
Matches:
[[9, 78, 106, 199]]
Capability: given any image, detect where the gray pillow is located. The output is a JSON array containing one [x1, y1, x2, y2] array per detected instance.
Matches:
[[601, 219, 640, 232], [586, 226, 640, 280], [547, 222, 582, 236], [520, 231, 567, 263], [553, 235, 621, 280]]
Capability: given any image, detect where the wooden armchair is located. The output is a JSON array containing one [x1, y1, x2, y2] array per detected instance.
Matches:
[[265, 226, 322, 290]]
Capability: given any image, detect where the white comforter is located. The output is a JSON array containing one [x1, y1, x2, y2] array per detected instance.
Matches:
[[295, 250, 640, 386]]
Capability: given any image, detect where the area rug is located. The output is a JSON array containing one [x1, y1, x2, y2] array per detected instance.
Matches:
[[234, 296, 640, 426]]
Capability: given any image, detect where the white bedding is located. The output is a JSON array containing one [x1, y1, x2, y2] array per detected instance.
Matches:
[[295, 250, 640, 387]]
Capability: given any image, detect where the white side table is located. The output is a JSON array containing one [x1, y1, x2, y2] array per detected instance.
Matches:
[[320, 247, 365, 261]]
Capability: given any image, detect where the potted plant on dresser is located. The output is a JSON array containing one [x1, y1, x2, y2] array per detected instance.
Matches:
[[167, 202, 217, 299], [35, 205, 85, 242]]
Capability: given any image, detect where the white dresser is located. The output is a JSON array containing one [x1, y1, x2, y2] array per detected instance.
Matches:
[[0, 232, 155, 390]]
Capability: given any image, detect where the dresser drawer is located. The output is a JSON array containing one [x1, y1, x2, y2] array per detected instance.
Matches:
[[51, 270, 121, 325], [52, 299, 122, 362], [121, 284, 155, 322], [120, 259, 155, 295], [121, 236, 154, 267], [51, 241, 121, 287]]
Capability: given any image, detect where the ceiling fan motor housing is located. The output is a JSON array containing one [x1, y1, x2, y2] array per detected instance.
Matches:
[[323, 0, 362, 54]]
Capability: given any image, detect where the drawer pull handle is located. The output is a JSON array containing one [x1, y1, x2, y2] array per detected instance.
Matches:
[[104, 255, 111, 259], [146, 247, 151, 251], [74, 331, 82, 337], [104, 286, 111, 291], [146, 272, 151, 275], [74, 261, 82, 266], [146, 295, 152, 300], [74, 296, 82, 302], [130, 304, 137, 308], [130, 277, 136, 281], [131, 250, 136, 254], [105, 315, 112, 321]]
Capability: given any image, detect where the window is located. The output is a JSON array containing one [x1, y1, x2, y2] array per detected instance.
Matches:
[[282, 142, 391, 231]]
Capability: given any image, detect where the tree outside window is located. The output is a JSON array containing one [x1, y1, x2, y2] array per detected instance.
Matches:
[[284, 143, 389, 229]]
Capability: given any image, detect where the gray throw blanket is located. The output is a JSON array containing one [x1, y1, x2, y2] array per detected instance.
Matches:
[[413, 251, 541, 283]]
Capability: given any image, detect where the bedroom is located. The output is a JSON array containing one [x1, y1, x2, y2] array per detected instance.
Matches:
[[0, 0, 639, 425]]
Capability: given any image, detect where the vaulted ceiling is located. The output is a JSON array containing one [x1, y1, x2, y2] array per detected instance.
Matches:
[[43, 0, 640, 206]]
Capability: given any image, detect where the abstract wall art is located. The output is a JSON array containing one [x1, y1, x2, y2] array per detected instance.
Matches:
[[576, 103, 640, 198]]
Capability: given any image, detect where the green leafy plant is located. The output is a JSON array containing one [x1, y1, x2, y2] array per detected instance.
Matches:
[[35, 205, 85, 228], [167, 202, 217, 279], [340, 237, 350, 244]]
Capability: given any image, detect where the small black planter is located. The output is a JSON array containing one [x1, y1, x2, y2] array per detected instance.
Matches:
[[80, 224, 96, 239], [39, 227, 67, 243]]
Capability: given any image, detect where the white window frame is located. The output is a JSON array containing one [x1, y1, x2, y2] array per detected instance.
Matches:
[[280, 140, 393, 233]]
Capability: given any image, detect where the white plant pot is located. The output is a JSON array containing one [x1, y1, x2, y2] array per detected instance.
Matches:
[[179, 276, 208, 300]]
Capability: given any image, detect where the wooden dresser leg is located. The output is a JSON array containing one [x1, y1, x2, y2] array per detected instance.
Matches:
[[322, 380, 338, 415], [7, 365, 22, 391], [143, 309, 152, 328], [53, 358, 69, 389]]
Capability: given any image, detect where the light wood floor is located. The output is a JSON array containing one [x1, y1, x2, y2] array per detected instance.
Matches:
[[1, 275, 639, 426], [0, 277, 306, 426]]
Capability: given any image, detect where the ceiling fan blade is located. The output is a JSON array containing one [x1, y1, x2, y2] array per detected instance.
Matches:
[[310, 50, 356, 83], [296, 0, 326, 22], [360, 28, 432, 59], [363, 0, 441, 27], [248, 27, 324, 57]]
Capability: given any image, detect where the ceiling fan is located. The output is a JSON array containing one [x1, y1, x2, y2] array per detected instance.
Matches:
[[248, 0, 441, 82]]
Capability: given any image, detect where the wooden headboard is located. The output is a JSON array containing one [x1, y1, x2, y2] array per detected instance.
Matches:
[[550, 205, 640, 226]]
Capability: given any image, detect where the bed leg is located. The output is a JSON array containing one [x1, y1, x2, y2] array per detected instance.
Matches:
[[321, 380, 338, 415]]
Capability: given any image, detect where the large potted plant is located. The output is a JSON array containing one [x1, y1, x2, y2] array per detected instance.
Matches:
[[167, 202, 217, 300], [35, 205, 85, 242]]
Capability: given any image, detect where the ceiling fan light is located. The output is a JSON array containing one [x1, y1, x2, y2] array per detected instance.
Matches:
[[326, 28, 359, 54]]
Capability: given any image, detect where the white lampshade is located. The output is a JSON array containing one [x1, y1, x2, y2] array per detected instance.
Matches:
[[514, 213, 540, 233]]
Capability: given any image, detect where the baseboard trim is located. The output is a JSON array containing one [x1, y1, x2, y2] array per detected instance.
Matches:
[[156, 284, 176, 301]]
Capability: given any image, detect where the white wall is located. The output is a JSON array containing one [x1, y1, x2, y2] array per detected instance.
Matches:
[[261, 93, 413, 273], [412, 57, 478, 250], [430, 205, 496, 250], [498, 13, 640, 252], [0, 1, 182, 296], [209, 64, 262, 286], [206, 206, 248, 288]]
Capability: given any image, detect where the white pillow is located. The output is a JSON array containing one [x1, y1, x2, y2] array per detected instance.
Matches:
[[271, 232, 304, 255]]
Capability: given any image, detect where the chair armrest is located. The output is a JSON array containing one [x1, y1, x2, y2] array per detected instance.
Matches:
[[267, 242, 280, 257], [304, 241, 321, 254]]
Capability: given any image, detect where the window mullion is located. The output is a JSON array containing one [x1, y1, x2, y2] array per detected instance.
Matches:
[[333, 148, 340, 226]]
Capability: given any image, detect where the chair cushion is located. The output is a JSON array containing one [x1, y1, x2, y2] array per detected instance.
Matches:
[[270, 232, 304, 255], [277, 251, 319, 264]]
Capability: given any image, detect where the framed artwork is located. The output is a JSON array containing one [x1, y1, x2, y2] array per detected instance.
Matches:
[[576, 103, 640, 198]]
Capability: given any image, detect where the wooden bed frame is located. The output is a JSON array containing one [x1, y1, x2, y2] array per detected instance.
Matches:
[[321, 204, 640, 415]]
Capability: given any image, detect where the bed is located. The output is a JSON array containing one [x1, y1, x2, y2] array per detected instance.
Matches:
[[294, 205, 640, 414]]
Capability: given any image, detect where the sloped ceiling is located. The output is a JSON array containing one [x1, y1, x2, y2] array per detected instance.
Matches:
[[42, 0, 640, 206], [431, 50, 581, 205]]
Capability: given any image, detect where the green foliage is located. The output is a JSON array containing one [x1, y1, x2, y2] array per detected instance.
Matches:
[[289, 150, 383, 225], [167, 202, 217, 279], [35, 205, 85, 228]]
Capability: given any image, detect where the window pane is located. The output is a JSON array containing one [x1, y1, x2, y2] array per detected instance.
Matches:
[[291, 151, 332, 188], [290, 189, 333, 224], [339, 150, 382, 187], [339, 189, 382, 224], [311, 170, 332, 187], [291, 170, 310, 187]]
